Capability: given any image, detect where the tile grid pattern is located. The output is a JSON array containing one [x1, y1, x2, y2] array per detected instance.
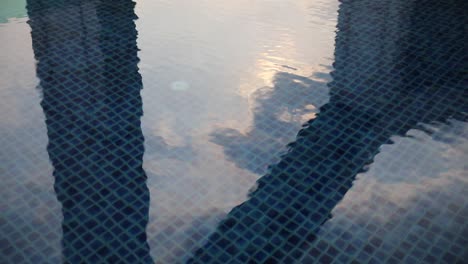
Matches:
[[188, 0, 467, 263], [0, 0, 467, 263]]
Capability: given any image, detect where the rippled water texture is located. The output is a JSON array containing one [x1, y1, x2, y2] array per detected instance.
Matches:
[[0, 0, 467, 263]]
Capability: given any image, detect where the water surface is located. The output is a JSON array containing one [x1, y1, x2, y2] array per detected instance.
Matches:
[[0, 0, 466, 263]]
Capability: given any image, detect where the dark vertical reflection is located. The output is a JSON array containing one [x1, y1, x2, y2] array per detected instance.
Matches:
[[27, 1, 153, 263], [189, 0, 467, 263]]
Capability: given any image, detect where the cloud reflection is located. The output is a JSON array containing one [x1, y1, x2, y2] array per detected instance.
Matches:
[[188, 0, 467, 262], [211, 71, 330, 175]]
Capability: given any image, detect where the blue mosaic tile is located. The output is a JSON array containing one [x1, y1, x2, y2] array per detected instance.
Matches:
[[0, 0, 467, 263], [18, 0, 153, 263], [188, 0, 467, 263]]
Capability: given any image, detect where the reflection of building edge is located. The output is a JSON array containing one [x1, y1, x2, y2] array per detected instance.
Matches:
[[27, 1, 153, 263], [189, 0, 467, 263]]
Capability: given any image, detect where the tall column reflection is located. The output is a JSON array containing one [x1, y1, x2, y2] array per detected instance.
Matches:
[[27, 0, 153, 263], [189, 0, 467, 262]]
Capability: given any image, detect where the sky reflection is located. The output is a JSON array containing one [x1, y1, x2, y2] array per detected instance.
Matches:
[[0, 0, 466, 263]]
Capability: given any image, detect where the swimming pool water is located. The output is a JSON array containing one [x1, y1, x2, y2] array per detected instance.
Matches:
[[0, 0, 467, 263]]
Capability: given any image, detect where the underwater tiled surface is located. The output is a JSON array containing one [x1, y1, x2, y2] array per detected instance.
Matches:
[[4, 1, 153, 263], [0, 0, 467, 263]]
